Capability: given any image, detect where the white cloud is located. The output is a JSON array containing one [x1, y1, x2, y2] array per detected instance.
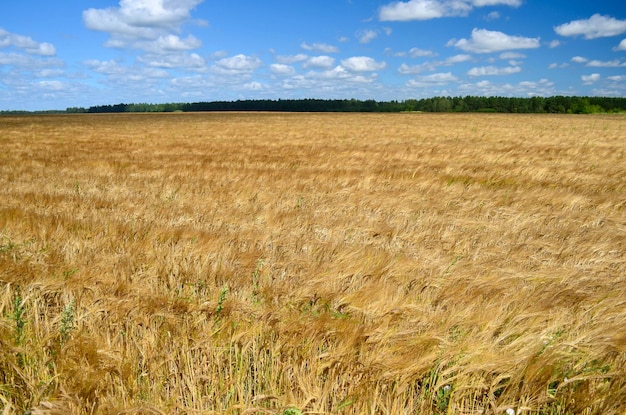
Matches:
[[138, 52, 205, 68], [571, 56, 588, 63], [0, 28, 56, 56], [357, 30, 378, 44], [152, 34, 201, 51], [36, 69, 65, 78], [171, 75, 214, 89], [468, 65, 522, 76], [548, 62, 568, 69], [270, 64, 295, 76], [243, 81, 263, 91], [212, 54, 262, 75], [457, 78, 555, 97], [37, 80, 66, 91], [485, 11, 500, 21], [306, 66, 376, 83], [471, 0, 521, 6], [398, 62, 431, 74], [302, 56, 335, 69], [499, 52, 526, 59], [86, 0, 203, 29], [409, 47, 437, 57], [83, 0, 204, 50], [341, 56, 386, 72], [451, 28, 540, 53], [614, 39, 626, 51], [548, 40, 560, 48], [0, 52, 63, 71], [398, 53, 471, 74], [301, 42, 339, 53], [275, 54, 308, 64], [608, 75, 626, 82], [385, 47, 437, 58], [586, 59, 626, 68], [407, 72, 458, 87], [554, 14, 626, 39], [379, 0, 521, 21], [84, 59, 127, 75], [380, 0, 470, 21], [84, 59, 170, 84], [581, 74, 600, 84], [444, 54, 472, 64]]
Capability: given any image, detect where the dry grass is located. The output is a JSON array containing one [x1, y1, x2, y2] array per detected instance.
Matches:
[[0, 112, 624, 414]]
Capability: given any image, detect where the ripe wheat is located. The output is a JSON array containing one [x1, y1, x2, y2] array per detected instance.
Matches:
[[0, 113, 624, 414]]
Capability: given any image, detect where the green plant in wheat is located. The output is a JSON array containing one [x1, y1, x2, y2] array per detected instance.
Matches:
[[214, 285, 228, 326], [252, 259, 263, 304], [59, 299, 75, 344], [12, 289, 26, 345]]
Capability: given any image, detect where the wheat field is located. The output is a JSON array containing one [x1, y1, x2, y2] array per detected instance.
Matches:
[[0, 113, 624, 414]]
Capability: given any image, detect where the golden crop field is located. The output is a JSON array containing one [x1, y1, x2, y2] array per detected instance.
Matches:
[[0, 112, 624, 415]]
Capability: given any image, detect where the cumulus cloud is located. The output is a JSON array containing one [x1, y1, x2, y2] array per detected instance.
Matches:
[[138, 52, 205, 68], [398, 62, 430, 74], [581, 73, 600, 84], [548, 40, 560, 48], [84, 58, 169, 82], [380, 0, 470, 21], [243, 81, 263, 91], [499, 52, 526, 59], [409, 47, 437, 57], [130, 34, 202, 54], [398, 54, 471, 74], [357, 30, 378, 44], [485, 11, 500, 21], [571, 56, 588, 63], [302, 56, 335, 69], [306, 66, 375, 84], [270, 64, 295, 76], [301, 42, 339, 53], [554, 14, 626, 39], [472, 0, 521, 6], [379, 0, 521, 21], [450, 28, 540, 53], [0, 28, 56, 56], [407, 72, 458, 87], [468, 65, 522, 76], [37, 80, 66, 91], [457, 78, 555, 97], [84, 59, 127, 75], [341, 56, 386, 72], [444, 54, 473, 64], [275, 54, 308, 64], [153, 34, 201, 51], [385, 47, 437, 58], [586, 59, 626, 68], [85, 0, 203, 29], [212, 54, 262, 75], [83, 0, 204, 50], [614, 39, 626, 51], [548, 62, 568, 69]]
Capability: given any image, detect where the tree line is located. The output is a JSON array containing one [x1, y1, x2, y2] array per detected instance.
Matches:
[[64, 96, 626, 114]]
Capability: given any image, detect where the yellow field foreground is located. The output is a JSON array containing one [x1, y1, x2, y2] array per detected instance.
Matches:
[[0, 113, 624, 414]]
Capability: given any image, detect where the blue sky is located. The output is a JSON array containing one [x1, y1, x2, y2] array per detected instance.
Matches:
[[1, 0, 625, 110]]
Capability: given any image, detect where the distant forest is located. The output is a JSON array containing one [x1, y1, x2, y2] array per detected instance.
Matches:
[[3, 96, 626, 115], [70, 96, 626, 114]]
